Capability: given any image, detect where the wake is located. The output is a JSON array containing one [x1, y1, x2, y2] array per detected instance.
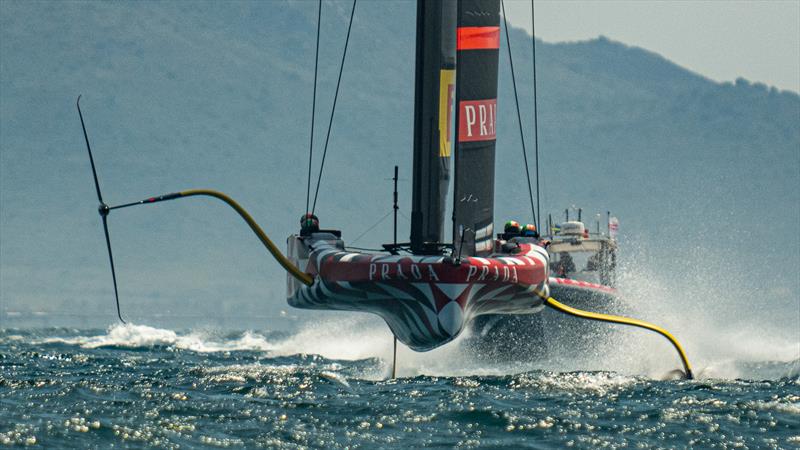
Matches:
[[30, 314, 799, 382]]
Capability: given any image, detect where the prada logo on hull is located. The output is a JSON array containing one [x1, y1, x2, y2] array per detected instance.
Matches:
[[367, 262, 519, 284]]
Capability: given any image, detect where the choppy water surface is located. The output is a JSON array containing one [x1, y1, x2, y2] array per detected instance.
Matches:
[[1, 323, 798, 449]]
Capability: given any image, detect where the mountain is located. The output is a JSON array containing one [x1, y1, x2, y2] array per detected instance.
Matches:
[[1, 1, 797, 330]]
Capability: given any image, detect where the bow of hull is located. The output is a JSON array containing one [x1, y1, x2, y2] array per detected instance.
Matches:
[[286, 233, 550, 352]]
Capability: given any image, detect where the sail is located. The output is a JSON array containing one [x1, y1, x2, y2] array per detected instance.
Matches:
[[410, 0, 457, 255], [453, 0, 501, 256]]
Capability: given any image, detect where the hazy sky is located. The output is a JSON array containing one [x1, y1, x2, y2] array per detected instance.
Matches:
[[503, 0, 800, 93]]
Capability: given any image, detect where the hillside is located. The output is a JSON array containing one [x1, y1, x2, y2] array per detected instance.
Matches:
[[1, 1, 797, 328]]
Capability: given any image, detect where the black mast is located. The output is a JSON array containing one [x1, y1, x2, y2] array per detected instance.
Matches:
[[410, 0, 457, 255]]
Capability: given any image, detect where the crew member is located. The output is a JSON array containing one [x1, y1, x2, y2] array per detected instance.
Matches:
[[554, 252, 576, 277], [503, 220, 521, 240], [521, 223, 550, 248], [300, 213, 320, 236], [495, 220, 521, 252], [522, 223, 538, 238]]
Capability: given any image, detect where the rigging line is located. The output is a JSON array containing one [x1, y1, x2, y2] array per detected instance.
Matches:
[[305, 0, 323, 215], [501, 0, 537, 228], [530, 0, 541, 231], [350, 209, 393, 245], [311, 0, 357, 216]]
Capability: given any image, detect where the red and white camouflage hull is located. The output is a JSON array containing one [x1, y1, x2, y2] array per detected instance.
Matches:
[[287, 234, 550, 351]]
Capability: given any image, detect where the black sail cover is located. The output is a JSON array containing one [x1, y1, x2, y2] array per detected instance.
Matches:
[[453, 0, 501, 256], [410, 0, 457, 254]]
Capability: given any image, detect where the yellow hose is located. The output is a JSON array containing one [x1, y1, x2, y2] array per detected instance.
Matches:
[[167, 190, 692, 378], [179, 189, 314, 286], [534, 289, 694, 379]]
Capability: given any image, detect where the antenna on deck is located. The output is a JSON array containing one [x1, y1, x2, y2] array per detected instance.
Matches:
[[391, 165, 399, 379], [454, 225, 468, 264]]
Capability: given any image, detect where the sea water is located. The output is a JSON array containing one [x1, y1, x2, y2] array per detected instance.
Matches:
[[1, 314, 797, 449], [2, 256, 799, 449]]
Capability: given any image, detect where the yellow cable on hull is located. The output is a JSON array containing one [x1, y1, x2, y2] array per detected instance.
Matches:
[[186, 188, 692, 379], [117, 189, 692, 379], [533, 289, 693, 379], [179, 190, 314, 287]]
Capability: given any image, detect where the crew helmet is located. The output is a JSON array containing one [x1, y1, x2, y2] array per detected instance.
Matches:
[[523, 223, 538, 237], [300, 213, 320, 231], [504, 220, 521, 234]]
